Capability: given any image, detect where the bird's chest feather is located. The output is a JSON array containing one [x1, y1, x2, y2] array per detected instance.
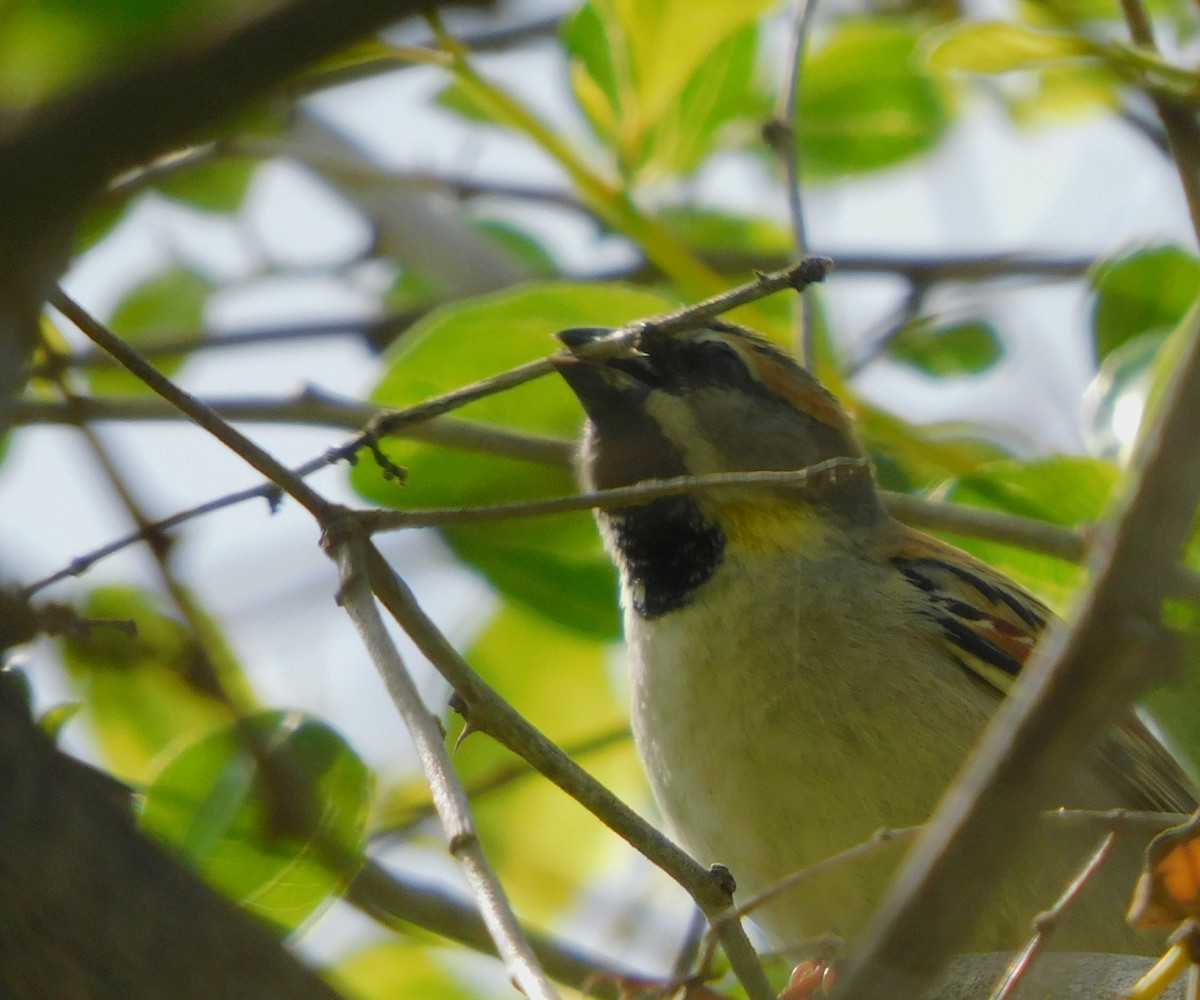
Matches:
[[624, 545, 997, 940]]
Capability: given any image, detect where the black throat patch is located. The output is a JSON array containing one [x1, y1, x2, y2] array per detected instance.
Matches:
[[603, 496, 725, 619]]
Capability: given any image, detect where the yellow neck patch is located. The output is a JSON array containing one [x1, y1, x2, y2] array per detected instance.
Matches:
[[708, 496, 833, 553]]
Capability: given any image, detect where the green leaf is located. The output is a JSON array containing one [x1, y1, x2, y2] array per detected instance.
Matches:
[[1091, 245, 1200, 361], [141, 710, 371, 933], [445, 603, 639, 919], [38, 701, 82, 741], [637, 22, 766, 177], [74, 199, 128, 254], [660, 207, 792, 262], [472, 219, 559, 277], [1007, 62, 1120, 122], [1083, 332, 1162, 463], [350, 282, 680, 639], [924, 22, 1093, 73], [936, 456, 1118, 611], [61, 586, 250, 784], [435, 77, 504, 126], [887, 319, 1003, 376], [90, 267, 212, 396], [799, 21, 951, 177], [331, 941, 479, 1000], [155, 156, 256, 214], [0, 2, 276, 109], [564, 0, 773, 177]]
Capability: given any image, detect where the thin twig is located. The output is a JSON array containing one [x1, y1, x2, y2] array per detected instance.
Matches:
[[1047, 807, 1192, 831], [360, 544, 776, 1000], [295, 10, 564, 94], [835, 280, 1200, 999], [329, 530, 558, 1000], [371, 724, 630, 840], [337, 256, 834, 462], [1118, 0, 1200, 238], [28, 312, 419, 375], [347, 859, 658, 1000], [731, 826, 924, 925], [768, 0, 820, 362], [12, 393, 575, 466], [988, 833, 1119, 1000], [51, 289, 334, 520], [360, 459, 869, 531]]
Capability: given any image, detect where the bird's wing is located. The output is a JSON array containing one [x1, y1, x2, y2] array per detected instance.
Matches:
[[889, 529, 1196, 814]]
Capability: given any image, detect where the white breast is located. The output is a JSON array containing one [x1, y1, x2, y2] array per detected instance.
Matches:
[[624, 545, 996, 946]]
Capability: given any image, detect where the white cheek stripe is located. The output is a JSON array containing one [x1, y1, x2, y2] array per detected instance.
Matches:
[[644, 393, 726, 476]]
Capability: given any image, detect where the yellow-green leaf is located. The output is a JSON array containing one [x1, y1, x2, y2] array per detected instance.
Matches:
[[141, 710, 371, 933], [61, 586, 251, 784], [350, 282, 680, 639], [447, 602, 639, 920], [800, 21, 951, 177], [924, 21, 1092, 74], [90, 267, 212, 396]]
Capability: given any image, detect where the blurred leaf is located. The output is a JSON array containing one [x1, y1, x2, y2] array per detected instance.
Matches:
[[1082, 331, 1162, 463], [1127, 810, 1200, 928], [435, 77, 504, 125], [562, 1, 619, 138], [383, 266, 441, 314], [924, 21, 1092, 73], [564, 0, 772, 177], [473, 219, 559, 277], [799, 20, 951, 177], [74, 200, 129, 254], [1008, 62, 1120, 122], [887, 319, 1003, 376], [90, 267, 212, 395], [1091, 245, 1200, 362], [303, 36, 405, 83], [638, 22, 765, 177], [935, 456, 1118, 611], [660, 207, 792, 262], [331, 941, 479, 1000], [62, 586, 251, 784], [141, 710, 371, 933], [0, 1, 274, 109], [446, 602, 639, 919], [350, 282, 679, 639], [155, 156, 257, 213], [857, 406, 1011, 494], [38, 701, 82, 740]]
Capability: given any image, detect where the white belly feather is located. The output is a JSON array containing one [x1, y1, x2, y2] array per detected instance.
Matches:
[[625, 546, 995, 946]]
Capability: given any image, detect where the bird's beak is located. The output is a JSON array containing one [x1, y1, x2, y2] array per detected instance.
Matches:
[[553, 327, 663, 419]]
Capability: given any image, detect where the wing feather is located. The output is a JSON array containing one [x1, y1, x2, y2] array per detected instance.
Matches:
[[890, 531, 1196, 814]]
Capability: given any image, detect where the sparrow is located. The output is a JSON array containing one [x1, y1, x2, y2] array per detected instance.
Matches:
[[552, 319, 1197, 956]]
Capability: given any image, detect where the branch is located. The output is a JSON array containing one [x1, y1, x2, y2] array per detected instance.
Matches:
[[329, 530, 557, 1000], [52, 289, 336, 520], [0, 0, 488, 424], [334, 257, 833, 464], [1118, 0, 1200, 239], [989, 833, 1120, 1000], [836, 296, 1200, 997], [12, 393, 574, 467], [360, 546, 777, 1000], [0, 681, 344, 1000], [764, 0, 819, 361], [347, 860, 659, 1000], [27, 313, 420, 375], [360, 460, 869, 531]]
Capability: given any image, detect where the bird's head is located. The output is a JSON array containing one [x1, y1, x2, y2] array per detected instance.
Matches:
[[552, 322, 882, 615]]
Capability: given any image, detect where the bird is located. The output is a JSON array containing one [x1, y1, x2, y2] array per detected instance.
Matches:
[[551, 319, 1197, 956]]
